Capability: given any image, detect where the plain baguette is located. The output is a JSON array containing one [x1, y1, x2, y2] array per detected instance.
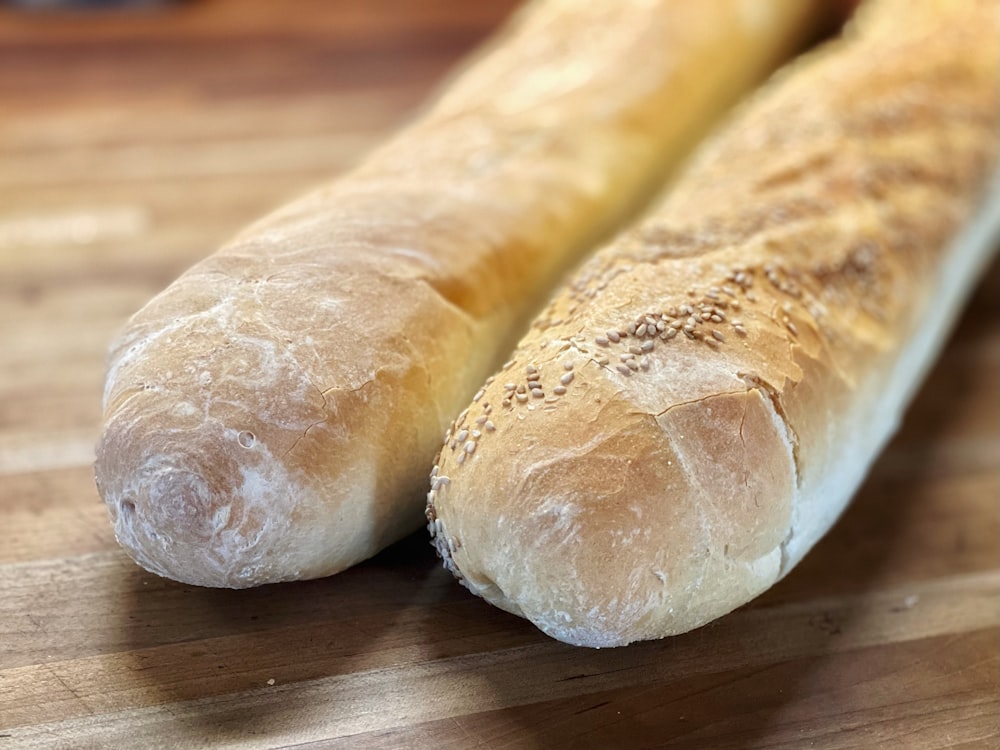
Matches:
[[427, 0, 1000, 647], [94, 0, 829, 587]]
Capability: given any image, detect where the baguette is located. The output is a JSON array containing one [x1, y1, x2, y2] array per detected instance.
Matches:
[[427, 0, 1000, 647], [94, 0, 828, 587]]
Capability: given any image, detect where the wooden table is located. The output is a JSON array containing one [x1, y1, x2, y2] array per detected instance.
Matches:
[[2, 1, 997, 747]]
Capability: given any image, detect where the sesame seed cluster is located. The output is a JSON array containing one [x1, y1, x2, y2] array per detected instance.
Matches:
[[425, 468, 460, 580], [498, 360, 577, 408], [573, 263, 766, 378]]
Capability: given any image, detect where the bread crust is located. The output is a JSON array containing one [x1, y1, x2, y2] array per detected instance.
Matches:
[[95, 0, 823, 586], [428, 0, 1000, 646]]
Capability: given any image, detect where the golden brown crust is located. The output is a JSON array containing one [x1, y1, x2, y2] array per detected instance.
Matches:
[[428, 0, 1000, 646], [95, 0, 825, 586]]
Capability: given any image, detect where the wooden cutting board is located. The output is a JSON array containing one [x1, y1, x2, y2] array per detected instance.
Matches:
[[1, 1, 997, 747]]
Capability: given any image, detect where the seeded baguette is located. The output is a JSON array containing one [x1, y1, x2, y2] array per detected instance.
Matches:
[[94, 0, 828, 587], [427, 0, 1000, 647]]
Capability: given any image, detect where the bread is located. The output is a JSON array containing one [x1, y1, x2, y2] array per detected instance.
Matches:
[[427, 0, 1000, 647], [94, 0, 828, 587]]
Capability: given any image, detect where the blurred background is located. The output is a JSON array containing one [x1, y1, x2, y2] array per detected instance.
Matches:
[[0, 0, 521, 285]]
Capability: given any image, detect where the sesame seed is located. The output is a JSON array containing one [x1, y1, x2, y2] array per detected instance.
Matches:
[[636, 324, 647, 337], [457, 452, 466, 465], [641, 340, 654, 352], [683, 329, 695, 339], [504, 382, 516, 391], [484, 420, 496, 432], [627, 323, 637, 335], [464, 441, 476, 454], [629, 345, 643, 355], [560, 371, 574, 385], [502, 359, 515, 370], [670, 319, 684, 330], [531, 388, 545, 398], [786, 321, 799, 336], [526, 365, 537, 375], [471, 430, 482, 439], [516, 392, 528, 403], [484, 405, 492, 414], [656, 321, 667, 332], [616, 364, 632, 376], [476, 415, 488, 425], [607, 330, 621, 343], [712, 330, 725, 342], [662, 329, 678, 340], [457, 429, 469, 443], [473, 388, 485, 402], [700, 312, 712, 321], [485, 376, 495, 385], [516, 384, 526, 394], [563, 361, 574, 371], [626, 359, 639, 371], [640, 356, 650, 370], [596, 356, 610, 366], [683, 324, 695, 333], [595, 336, 610, 346], [620, 353, 635, 362], [553, 385, 567, 395]]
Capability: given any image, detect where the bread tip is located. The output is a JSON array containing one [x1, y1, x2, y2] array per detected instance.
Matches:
[[95, 414, 305, 588]]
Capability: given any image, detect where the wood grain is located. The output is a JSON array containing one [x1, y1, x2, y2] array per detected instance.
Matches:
[[1, 1, 997, 747]]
